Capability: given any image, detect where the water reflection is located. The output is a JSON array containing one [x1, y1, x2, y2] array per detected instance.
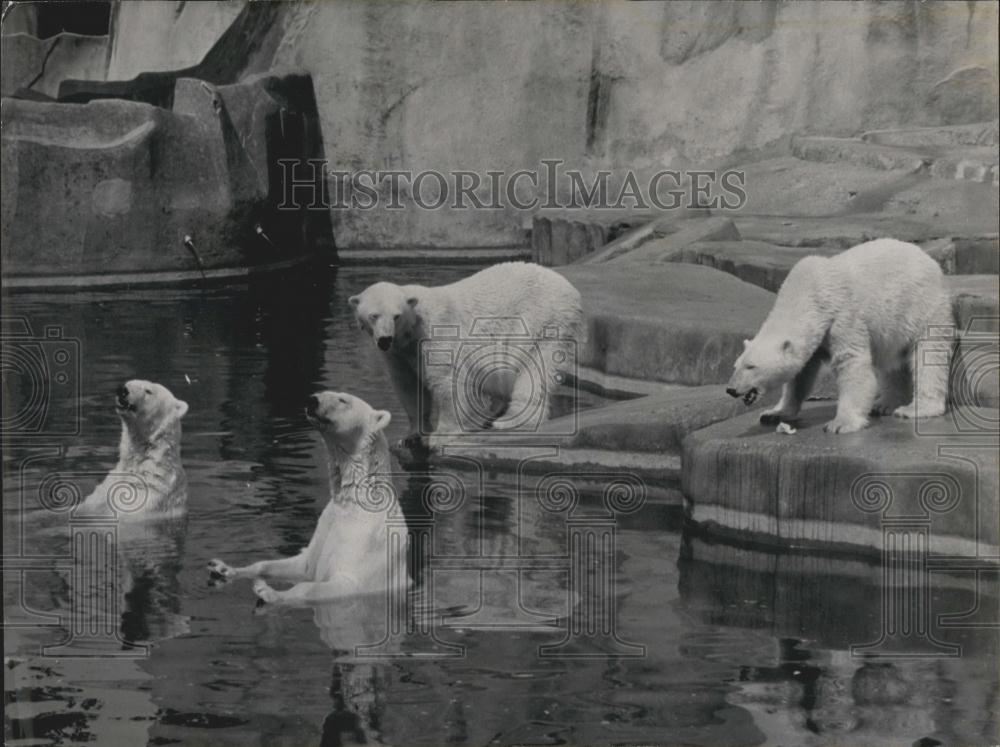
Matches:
[[680, 534, 1000, 745]]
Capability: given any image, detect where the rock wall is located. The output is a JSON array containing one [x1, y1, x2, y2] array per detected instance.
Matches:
[[104, 1, 244, 81], [9, 0, 1000, 250], [1, 71, 334, 282], [1, 33, 109, 98]]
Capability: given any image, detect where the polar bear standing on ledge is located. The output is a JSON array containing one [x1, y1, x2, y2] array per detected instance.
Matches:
[[726, 238, 953, 434], [350, 262, 584, 448]]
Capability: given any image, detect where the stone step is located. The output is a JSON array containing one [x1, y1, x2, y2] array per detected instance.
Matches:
[[731, 214, 998, 250], [947, 274, 1000, 331], [532, 207, 707, 266], [585, 216, 740, 264], [337, 246, 531, 265], [548, 385, 771, 456], [682, 401, 999, 558], [557, 261, 775, 386], [657, 236, 997, 293], [420, 444, 684, 500], [861, 121, 999, 148], [791, 136, 929, 172], [791, 135, 999, 184]]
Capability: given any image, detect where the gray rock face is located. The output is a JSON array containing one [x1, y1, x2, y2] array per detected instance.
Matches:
[[682, 401, 999, 556], [77, 0, 1000, 249], [1, 71, 334, 282]]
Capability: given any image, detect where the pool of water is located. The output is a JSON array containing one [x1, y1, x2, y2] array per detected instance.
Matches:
[[3, 264, 998, 746]]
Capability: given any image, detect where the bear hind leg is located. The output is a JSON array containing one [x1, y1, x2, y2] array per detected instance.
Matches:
[[893, 341, 950, 420], [895, 297, 953, 420], [870, 361, 912, 416]]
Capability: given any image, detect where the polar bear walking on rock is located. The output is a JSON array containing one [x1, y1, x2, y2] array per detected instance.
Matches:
[[350, 262, 584, 449], [208, 391, 407, 607], [726, 238, 953, 434]]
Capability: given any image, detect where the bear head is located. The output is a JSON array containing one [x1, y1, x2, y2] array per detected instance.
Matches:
[[116, 380, 188, 446], [306, 390, 391, 452], [348, 282, 419, 352], [726, 336, 801, 406]]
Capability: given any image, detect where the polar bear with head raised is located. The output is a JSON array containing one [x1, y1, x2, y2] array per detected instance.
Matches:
[[74, 379, 189, 517], [208, 390, 407, 608]]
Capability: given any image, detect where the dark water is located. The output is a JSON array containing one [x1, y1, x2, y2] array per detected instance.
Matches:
[[3, 264, 998, 746]]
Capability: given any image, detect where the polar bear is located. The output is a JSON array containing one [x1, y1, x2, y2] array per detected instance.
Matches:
[[726, 238, 953, 434], [76, 379, 189, 517], [207, 391, 408, 607], [349, 262, 584, 448], [53, 380, 191, 647]]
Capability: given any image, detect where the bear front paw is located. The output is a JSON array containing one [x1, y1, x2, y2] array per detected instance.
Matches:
[[207, 558, 236, 586], [252, 578, 281, 606], [823, 416, 869, 434], [759, 410, 795, 426], [870, 401, 896, 417]]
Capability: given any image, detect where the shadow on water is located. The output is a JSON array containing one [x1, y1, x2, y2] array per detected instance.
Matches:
[[3, 263, 998, 746]]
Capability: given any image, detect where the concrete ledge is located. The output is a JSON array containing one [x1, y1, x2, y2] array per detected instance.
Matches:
[[791, 135, 928, 172], [652, 238, 998, 293], [335, 246, 531, 265], [861, 122, 999, 148], [681, 401, 999, 557], [586, 216, 739, 264], [559, 262, 775, 385], [543, 385, 771, 455], [792, 135, 999, 184], [404, 443, 685, 499]]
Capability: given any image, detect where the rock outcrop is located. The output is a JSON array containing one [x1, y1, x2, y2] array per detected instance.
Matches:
[[1, 70, 334, 284], [53, 0, 1000, 249]]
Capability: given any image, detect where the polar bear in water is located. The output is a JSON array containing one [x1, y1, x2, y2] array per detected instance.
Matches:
[[75, 380, 189, 517], [208, 391, 408, 607]]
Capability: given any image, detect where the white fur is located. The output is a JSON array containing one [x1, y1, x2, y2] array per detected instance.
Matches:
[[208, 391, 407, 607], [77, 380, 188, 518], [726, 239, 953, 434], [349, 262, 585, 448]]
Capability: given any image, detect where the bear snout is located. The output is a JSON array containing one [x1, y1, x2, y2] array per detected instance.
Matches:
[[116, 385, 130, 405], [306, 394, 320, 415], [376, 335, 393, 351]]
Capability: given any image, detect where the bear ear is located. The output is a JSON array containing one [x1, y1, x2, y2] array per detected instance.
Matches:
[[407, 296, 418, 308], [371, 409, 391, 432], [348, 295, 360, 308], [175, 399, 189, 418], [743, 339, 751, 349]]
